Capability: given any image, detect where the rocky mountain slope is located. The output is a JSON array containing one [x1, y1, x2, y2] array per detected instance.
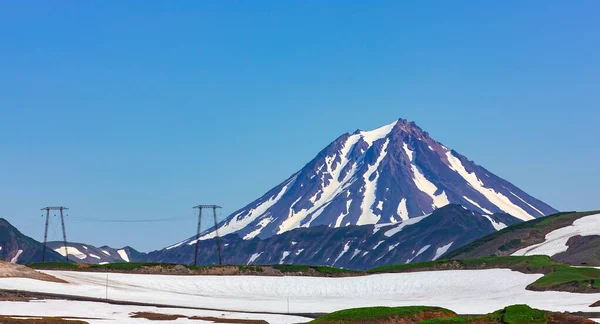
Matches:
[[0, 218, 66, 264], [45, 241, 141, 264], [195, 119, 556, 242], [144, 204, 522, 269], [444, 210, 600, 265]]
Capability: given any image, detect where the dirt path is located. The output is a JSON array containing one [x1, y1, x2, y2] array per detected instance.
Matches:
[[0, 261, 64, 283]]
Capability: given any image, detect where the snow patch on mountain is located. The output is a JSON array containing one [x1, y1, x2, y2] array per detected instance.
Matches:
[[384, 215, 429, 237], [279, 251, 291, 264], [10, 250, 23, 264], [512, 213, 600, 257], [333, 242, 352, 265], [117, 249, 130, 262], [396, 198, 408, 221], [360, 121, 397, 145], [403, 143, 450, 209], [463, 196, 493, 215], [55, 246, 88, 260], [407, 245, 431, 263], [358, 139, 390, 225], [482, 215, 507, 231], [446, 152, 534, 221], [247, 252, 263, 265], [433, 242, 454, 260], [509, 191, 545, 217]]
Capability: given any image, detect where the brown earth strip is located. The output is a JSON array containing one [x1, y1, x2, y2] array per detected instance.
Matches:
[[188, 316, 268, 323], [130, 312, 269, 323], [0, 316, 89, 323], [0, 261, 65, 283], [547, 312, 597, 324], [130, 312, 187, 320]]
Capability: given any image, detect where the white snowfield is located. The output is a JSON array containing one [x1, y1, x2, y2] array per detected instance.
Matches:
[[0, 269, 598, 316], [512, 213, 600, 257], [0, 300, 309, 324]]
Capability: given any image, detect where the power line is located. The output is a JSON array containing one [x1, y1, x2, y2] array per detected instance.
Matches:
[[68, 216, 190, 223]]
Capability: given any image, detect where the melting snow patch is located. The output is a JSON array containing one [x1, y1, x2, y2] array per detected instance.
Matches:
[[117, 249, 130, 262], [295, 249, 304, 256], [388, 243, 400, 251], [10, 250, 23, 264], [55, 246, 88, 260], [335, 200, 353, 228], [359, 121, 397, 146], [166, 241, 185, 250], [243, 217, 274, 240], [482, 215, 507, 231], [358, 139, 390, 225], [280, 133, 362, 231], [406, 245, 431, 263], [384, 215, 429, 237], [351, 249, 362, 260], [101, 250, 111, 256], [333, 242, 351, 265], [404, 143, 450, 209], [247, 252, 263, 265], [463, 196, 493, 215], [446, 152, 534, 221], [82, 246, 88, 250], [512, 213, 600, 257], [279, 251, 291, 264], [89, 254, 101, 260], [373, 240, 385, 250], [396, 198, 409, 221], [509, 191, 545, 216], [433, 242, 454, 260]]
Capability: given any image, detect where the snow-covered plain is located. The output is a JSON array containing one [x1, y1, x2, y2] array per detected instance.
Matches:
[[0, 299, 309, 324], [512, 213, 600, 257], [0, 269, 598, 315]]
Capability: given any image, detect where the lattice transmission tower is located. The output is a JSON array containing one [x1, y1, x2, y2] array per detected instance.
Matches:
[[41, 206, 69, 262], [192, 205, 223, 266]]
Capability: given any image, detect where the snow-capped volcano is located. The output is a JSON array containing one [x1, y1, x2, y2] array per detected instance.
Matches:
[[199, 119, 556, 241]]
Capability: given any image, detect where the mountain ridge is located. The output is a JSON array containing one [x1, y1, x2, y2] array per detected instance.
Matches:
[[144, 204, 524, 269], [0, 218, 66, 264]]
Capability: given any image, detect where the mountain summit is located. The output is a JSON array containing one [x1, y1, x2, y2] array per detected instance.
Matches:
[[199, 119, 556, 241]]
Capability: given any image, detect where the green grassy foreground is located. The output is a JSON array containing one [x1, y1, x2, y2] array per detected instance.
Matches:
[[308, 306, 456, 323], [309, 304, 585, 323]]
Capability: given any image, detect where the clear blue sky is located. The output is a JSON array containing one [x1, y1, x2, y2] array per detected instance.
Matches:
[[1, 1, 598, 252]]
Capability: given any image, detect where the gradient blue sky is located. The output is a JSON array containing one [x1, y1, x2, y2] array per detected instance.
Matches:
[[1, 2, 598, 251]]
